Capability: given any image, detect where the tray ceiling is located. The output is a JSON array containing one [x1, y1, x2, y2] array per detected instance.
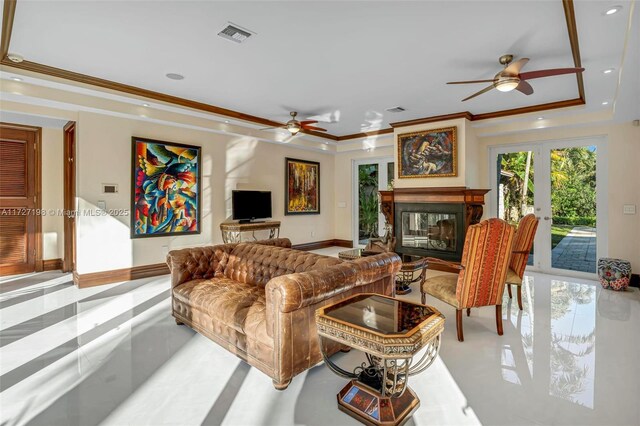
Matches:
[[4, 1, 638, 136]]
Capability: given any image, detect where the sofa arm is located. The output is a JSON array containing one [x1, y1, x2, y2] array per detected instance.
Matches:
[[266, 252, 401, 314], [166, 244, 236, 289]]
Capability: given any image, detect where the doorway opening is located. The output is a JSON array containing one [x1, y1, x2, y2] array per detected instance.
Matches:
[[353, 157, 394, 247], [490, 137, 607, 278]]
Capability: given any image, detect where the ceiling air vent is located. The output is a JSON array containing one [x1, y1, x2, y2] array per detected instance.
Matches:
[[218, 22, 255, 44], [386, 106, 406, 113]]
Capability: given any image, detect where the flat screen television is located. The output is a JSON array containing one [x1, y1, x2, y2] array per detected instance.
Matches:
[[232, 190, 272, 223]]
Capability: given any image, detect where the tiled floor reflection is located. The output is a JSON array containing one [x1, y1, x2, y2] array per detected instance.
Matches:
[[0, 258, 638, 426]]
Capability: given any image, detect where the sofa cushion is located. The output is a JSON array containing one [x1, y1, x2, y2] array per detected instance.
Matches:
[[223, 243, 342, 286], [173, 277, 272, 348]]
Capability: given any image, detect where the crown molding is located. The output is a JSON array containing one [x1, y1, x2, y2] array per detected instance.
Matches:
[[1, 0, 585, 141]]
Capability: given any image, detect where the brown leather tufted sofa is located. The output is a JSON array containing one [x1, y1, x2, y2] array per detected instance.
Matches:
[[166, 238, 401, 390]]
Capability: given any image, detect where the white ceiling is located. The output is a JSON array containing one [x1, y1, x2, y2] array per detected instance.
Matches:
[[6, 1, 639, 135]]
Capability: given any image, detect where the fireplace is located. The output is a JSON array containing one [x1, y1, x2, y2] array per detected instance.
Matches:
[[395, 203, 465, 261], [379, 187, 489, 263]]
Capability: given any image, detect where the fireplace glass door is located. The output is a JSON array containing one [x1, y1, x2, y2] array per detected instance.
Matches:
[[401, 212, 457, 253]]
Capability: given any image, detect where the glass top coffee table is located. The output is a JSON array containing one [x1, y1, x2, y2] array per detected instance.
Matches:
[[316, 294, 445, 426]]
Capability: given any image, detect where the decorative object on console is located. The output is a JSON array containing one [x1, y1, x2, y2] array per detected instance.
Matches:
[[397, 126, 457, 178], [598, 258, 632, 291], [285, 157, 320, 215], [421, 218, 515, 342], [131, 137, 201, 238], [505, 214, 539, 310]]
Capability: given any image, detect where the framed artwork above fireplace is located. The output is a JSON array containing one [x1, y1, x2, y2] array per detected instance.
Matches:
[[397, 126, 457, 178]]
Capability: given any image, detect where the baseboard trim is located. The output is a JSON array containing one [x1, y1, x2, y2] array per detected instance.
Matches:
[[74, 262, 170, 288], [292, 239, 353, 251], [631, 273, 639, 288], [42, 258, 63, 271]]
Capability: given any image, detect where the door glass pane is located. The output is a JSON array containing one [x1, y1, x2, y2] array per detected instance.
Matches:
[[358, 164, 379, 245], [550, 146, 597, 273], [497, 151, 535, 266]]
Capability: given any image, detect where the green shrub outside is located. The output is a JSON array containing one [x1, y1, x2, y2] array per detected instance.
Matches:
[[553, 216, 596, 226]]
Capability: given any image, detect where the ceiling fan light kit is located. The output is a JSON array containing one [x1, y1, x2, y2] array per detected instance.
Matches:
[[447, 54, 585, 101]]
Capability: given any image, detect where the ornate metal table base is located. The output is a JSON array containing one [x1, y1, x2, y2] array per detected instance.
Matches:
[[316, 294, 444, 426], [219, 221, 280, 243]]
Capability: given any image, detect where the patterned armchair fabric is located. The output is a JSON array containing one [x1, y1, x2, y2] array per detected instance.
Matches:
[[456, 218, 516, 308], [506, 214, 539, 310], [421, 218, 515, 341], [508, 214, 539, 281]]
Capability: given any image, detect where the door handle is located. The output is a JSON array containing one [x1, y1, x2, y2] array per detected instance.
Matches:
[[544, 216, 551, 221]]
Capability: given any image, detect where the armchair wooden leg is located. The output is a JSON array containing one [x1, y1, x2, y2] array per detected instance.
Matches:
[[496, 305, 503, 336], [456, 309, 464, 342], [466, 308, 471, 317], [517, 286, 523, 311], [507, 284, 512, 299], [421, 291, 426, 305], [175, 318, 184, 326]]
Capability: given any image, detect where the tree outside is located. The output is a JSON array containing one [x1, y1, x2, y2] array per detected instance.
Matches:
[[358, 164, 379, 243], [499, 147, 596, 249]]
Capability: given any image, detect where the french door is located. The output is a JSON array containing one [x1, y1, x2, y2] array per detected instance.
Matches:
[[489, 137, 607, 278], [353, 157, 394, 247]]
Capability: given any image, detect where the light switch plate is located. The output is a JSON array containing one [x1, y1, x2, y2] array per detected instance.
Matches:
[[623, 204, 636, 215], [97, 200, 106, 211]]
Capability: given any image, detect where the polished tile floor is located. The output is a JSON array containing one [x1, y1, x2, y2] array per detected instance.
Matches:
[[0, 250, 638, 426]]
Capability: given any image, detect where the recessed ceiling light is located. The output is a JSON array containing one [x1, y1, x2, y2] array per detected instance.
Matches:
[[10, 76, 22, 81], [166, 73, 184, 80], [224, 120, 230, 123], [602, 101, 609, 105], [603, 68, 615, 74], [537, 117, 544, 120], [605, 6, 622, 15], [142, 103, 150, 107]]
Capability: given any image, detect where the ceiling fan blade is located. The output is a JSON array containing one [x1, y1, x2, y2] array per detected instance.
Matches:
[[299, 120, 318, 125], [519, 67, 585, 80], [515, 80, 534, 95], [260, 125, 285, 131], [447, 79, 495, 85], [461, 84, 496, 102], [504, 58, 530, 75], [302, 125, 327, 132]]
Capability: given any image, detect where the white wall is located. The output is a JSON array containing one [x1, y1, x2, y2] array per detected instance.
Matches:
[[75, 111, 335, 274]]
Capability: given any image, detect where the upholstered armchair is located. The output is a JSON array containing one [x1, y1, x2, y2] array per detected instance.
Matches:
[[421, 218, 515, 342], [505, 214, 539, 310]]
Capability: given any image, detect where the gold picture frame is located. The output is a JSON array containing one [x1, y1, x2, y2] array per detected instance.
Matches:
[[397, 126, 457, 178]]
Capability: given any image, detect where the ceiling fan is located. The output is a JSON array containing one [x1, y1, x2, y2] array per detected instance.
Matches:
[[261, 111, 327, 135], [447, 54, 585, 102]]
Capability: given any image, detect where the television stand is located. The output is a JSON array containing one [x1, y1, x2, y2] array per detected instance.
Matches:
[[238, 219, 265, 224], [220, 220, 280, 243]]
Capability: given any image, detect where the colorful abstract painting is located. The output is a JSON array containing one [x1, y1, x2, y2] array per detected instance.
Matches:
[[131, 137, 201, 238], [285, 158, 320, 215], [397, 126, 457, 178]]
